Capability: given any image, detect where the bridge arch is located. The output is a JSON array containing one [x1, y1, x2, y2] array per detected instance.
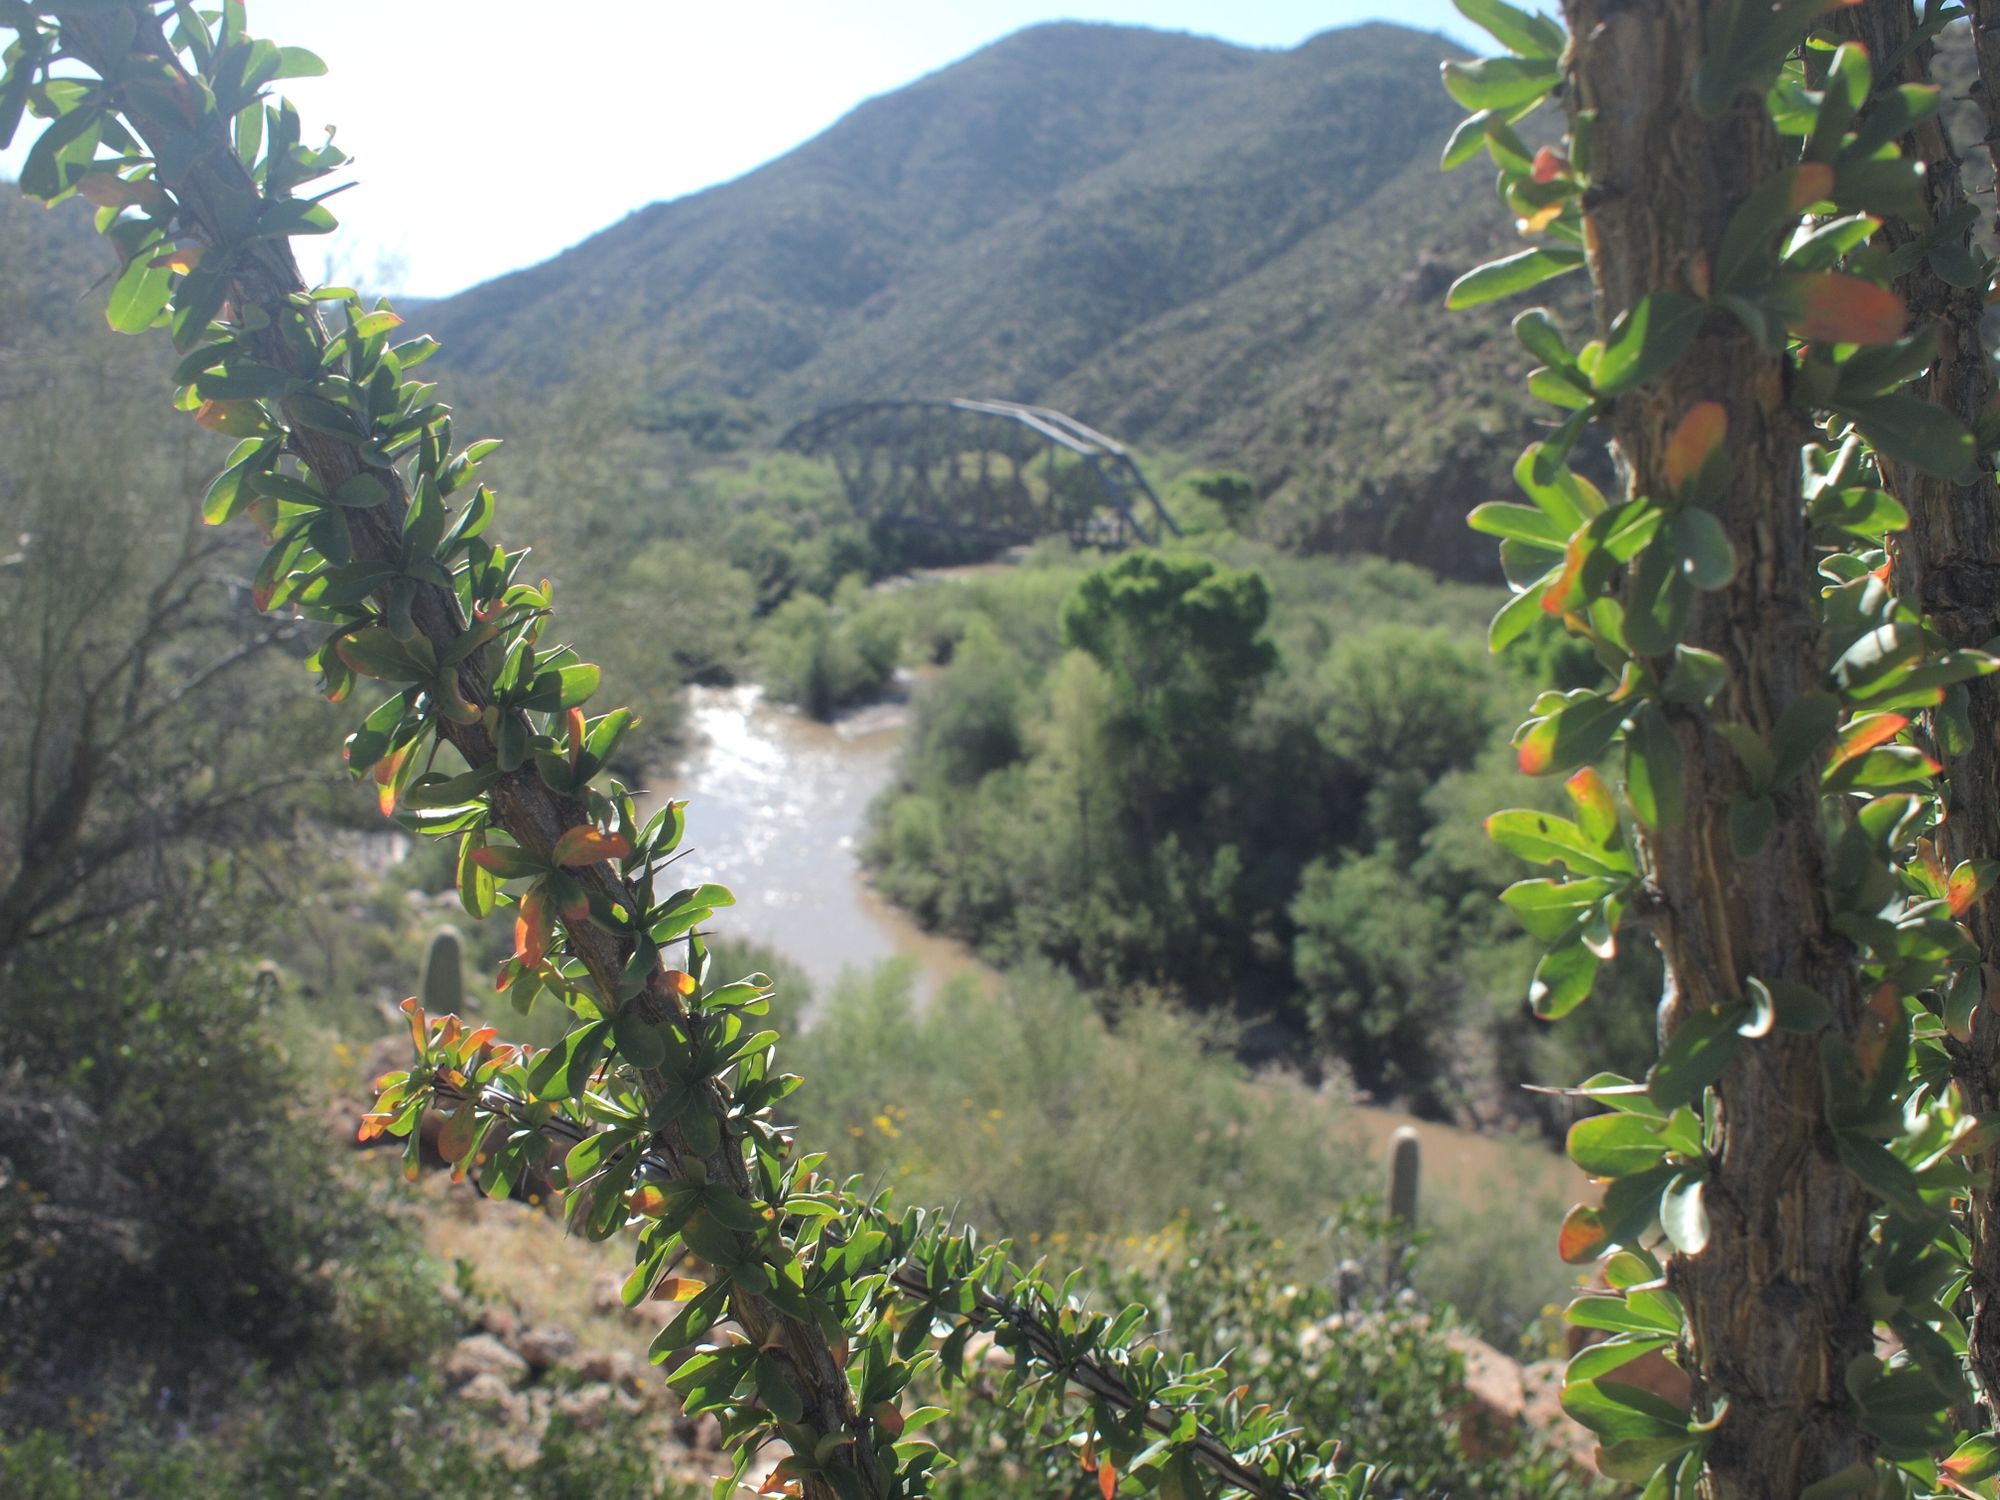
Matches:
[[778, 398, 1180, 550]]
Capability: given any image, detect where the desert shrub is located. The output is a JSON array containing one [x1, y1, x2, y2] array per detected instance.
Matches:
[[921, 1215, 1606, 1500], [0, 1378, 696, 1500], [784, 961, 1363, 1241], [756, 584, 903, 719], [0, 922, 447, 1421]]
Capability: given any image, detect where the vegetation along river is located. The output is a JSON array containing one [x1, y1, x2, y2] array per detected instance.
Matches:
[[656, 680, 1586, 1206]]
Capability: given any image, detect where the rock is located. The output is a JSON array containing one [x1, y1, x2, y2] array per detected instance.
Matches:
[[477, 1305, 520, 1342], [674, 1411, 723, 1452], [457, 1371, 528, 1425], [1443, 1330, 1527, 1460], [552, 1383, 622, 1431], [515, 1324, 579, 1373], [572, 1346, 658, 1401], [1523, 1360, 1596, 1468], [443, 1332, 529, 1388]]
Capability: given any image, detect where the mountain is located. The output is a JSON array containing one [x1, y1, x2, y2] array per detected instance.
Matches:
[[422, 21, 1555, 579]]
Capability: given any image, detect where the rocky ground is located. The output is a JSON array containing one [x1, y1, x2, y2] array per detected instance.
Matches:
[[347, 1040, 1611, 1487]]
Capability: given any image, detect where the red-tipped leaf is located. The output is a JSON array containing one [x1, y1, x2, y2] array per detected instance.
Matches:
[[1787, 272, 1906, 345], [514, 887, 554, 969], [1664, 402, 1727, 491], [552, 824, 633, 867]]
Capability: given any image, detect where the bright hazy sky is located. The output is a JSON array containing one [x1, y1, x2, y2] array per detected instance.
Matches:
[[4, 2, 1486, 298]]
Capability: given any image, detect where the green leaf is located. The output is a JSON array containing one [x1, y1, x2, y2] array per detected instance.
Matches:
[[1567, 1297, 1676, 1338], [1832, 156, 1928, 223], [1566, 1335, 1676, 1383], [248, 469, 331, 507], [1529, 365, 1596, 410], [1593, 294, 1707, 396], [1623, 541, 1692, 656], [1501, 877, 1624, 942], [754, 1354, 804, 1424], [1598, 1436, 1700, 1483], [1441, 109, 1496, 171], [520, 664, 603, 713], [1834, 326, 1940, 403], [273, 45, 327, 78], [1468, 501, 1570, 550], [1649, 1005, 1746, 1111], [1531, 938, 1600, 1020], [1728, 794, 1775, 858], [1663, 646, 1728, 706], [560, 1020, 613, 1098], [1832, 623, 1925, 699], [1514, 306, 1572, 365], [17, 101, 101, 202], [1835, 1132, 1927, 1218], [1489, 581, 1551, 652], [1568, 1112, 1670, 1178], [1771, 691, 1839, 782], [1441, 53, 1561, 112], [200, 437, 273, 526], [1693, 0, 1827, 117], [335, 627, 434, 682], [1835, 394, 1974, 480], [1515, 445, 1606, 527], [1623, 703, 1685, 829], [1447, 246, 1586, 310], [1560, 1378, 1689, 1444], [257, 198, 339, 238], [1516, 693, 1628, 776], [1453, 0, 1565, 57], [457, 836, 496, 921], [1673, 508, 1735, 589], [1487, 808, 1633, 877], [1798, 1464, 1885, 1500], [613, 1010, 668, 1071], [1943, 1434, 2000, 1486], [105, 253, 175, 334], [649, 1282, 730, 1363], [1807, 486, 1908, 541]]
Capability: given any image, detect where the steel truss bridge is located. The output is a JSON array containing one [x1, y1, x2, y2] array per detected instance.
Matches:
[[779, 398, 1180, 550]]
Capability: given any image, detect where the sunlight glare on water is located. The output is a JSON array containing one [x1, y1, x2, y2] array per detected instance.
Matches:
[[651, 684, 976, 1008]]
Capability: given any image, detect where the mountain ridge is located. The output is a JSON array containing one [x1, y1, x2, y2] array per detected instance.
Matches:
[[425, 19, 1547, 577], [16, 20, 1555, 580]]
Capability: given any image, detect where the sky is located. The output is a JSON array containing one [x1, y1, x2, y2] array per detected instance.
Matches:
[[4, 2, 1485, 298]]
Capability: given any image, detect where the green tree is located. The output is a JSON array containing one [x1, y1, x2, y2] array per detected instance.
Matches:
[[1290, 851, 1454, 1109], [1061, 550, 1275, 842], [1061, 550, 1275, 741], [1317, 623, 1493, 782]]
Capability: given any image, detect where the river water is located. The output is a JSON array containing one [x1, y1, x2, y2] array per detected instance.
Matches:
[[651, 680, 1587, 1205], [651, 683, 984, 1006]]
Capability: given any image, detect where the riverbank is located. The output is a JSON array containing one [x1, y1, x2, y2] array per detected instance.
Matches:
[[649, 676, 1592, 1218]]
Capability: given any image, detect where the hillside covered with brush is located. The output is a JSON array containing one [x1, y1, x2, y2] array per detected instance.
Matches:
[[423, 21, 1554, 578]]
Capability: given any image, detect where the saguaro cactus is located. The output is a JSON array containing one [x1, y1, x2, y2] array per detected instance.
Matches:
[[1387, 1125, 1420, 1287], [420, 928, 464, 1014]]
